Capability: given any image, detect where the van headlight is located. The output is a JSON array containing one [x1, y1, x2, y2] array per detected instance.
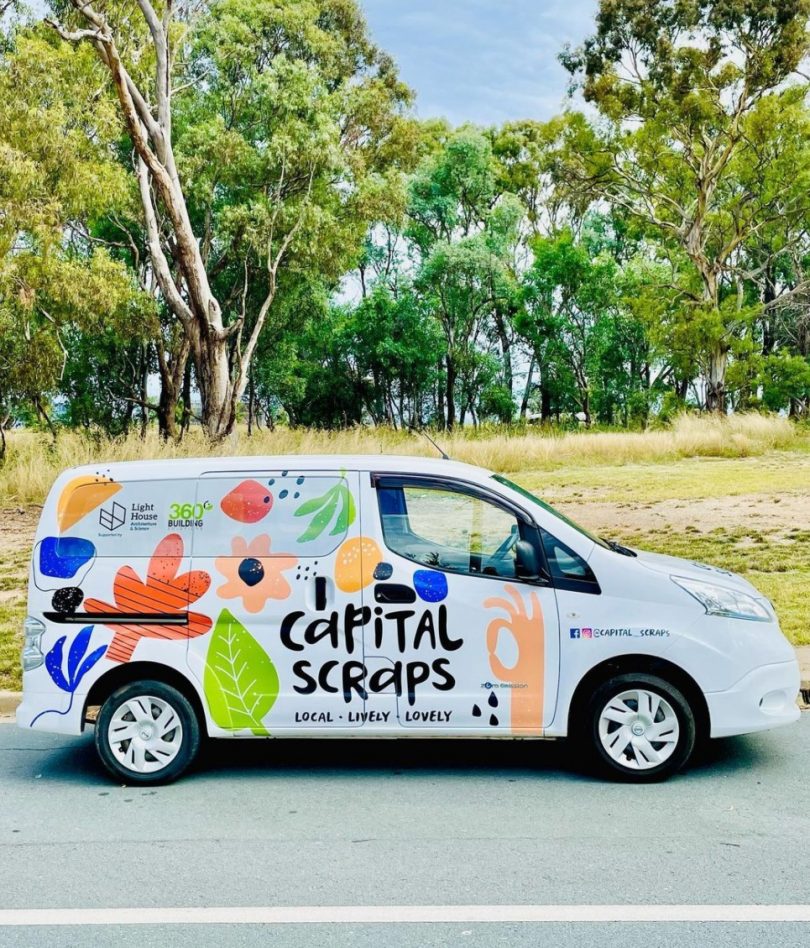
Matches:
[[21, 616, 45, 671], [671, 576, 771, 622]]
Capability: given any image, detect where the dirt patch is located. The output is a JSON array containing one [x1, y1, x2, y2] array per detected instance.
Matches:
[[0, 506, 39, 556], [555, 491, 810, 539]]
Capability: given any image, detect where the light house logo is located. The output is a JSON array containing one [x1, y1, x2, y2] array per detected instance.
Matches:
[[99, 501, 126, 532]]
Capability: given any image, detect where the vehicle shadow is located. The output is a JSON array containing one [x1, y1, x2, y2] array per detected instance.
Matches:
[[13, 725, 778, 787]]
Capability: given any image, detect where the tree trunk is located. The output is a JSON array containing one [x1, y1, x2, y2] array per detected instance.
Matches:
[[445, 357, 456, 431], [705, 345, 728, 414], [520, 355, 535, 420], [436, 360, 445, 428], [180, 358, 192, 438], [156, 337, 190, 441], [540, 381, 552, 422]]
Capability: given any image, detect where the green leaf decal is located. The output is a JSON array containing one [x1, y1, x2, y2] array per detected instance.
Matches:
[[204, 608, 279, 735], [294, 477, 356, 542]]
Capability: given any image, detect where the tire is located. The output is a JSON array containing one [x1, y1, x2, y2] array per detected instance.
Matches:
[[95, 680, 201, 785], [581, 672, 696, 783]]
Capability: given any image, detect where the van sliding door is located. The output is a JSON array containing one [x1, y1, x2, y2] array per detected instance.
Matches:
[[187, 469, 365, 734]]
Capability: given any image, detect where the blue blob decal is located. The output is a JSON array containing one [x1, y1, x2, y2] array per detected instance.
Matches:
[[39, 537, 95, 579], [413, 569, 448, 603]]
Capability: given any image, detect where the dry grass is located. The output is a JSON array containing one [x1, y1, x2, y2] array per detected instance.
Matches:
[[0, 413, 802, 507]]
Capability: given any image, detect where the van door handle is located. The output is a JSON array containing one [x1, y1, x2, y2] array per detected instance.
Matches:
[[374, 583, 416, 604], [314, 576, 327, 611]]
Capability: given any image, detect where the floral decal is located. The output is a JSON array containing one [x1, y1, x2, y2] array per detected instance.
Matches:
[[30, 626, 107, 726], [484, 584, 545, 732], [215, 535, 297, 613], [85, 533, 211, 663]]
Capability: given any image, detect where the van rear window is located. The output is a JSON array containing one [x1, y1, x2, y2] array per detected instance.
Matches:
[[193, 473, 355, 559]]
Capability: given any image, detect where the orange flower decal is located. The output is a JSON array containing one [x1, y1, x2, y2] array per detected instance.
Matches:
[[216, 535, 298, 613], [85, 533, 212, 663], [484, 584, 544, 733]]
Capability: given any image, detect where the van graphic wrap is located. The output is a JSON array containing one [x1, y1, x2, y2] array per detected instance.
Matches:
[[30, 626, 107, 727], [56, 474, 121, 532], [334, 537, 382, 592], [484, 585, 545, 731], [203, 609, 280, 734], [220, 480, 273, 523], [294, 478, 356, 542], [215, 535, 297, 612], [33, 537, 97, 594], [84, 533, 212, 663]]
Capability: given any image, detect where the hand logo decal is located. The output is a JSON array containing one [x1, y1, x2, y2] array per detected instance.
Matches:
[[484, 584, 545, 732]]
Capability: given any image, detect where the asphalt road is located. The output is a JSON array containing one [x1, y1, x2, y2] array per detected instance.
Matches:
[[1, 713, 810, 947]]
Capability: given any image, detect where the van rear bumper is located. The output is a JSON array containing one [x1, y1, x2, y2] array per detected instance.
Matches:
[[706, 660, 801, 739], [16, 691, 85, 735]]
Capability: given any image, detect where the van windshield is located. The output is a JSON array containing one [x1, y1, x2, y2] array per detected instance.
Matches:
[[492, 474, 611, 550]]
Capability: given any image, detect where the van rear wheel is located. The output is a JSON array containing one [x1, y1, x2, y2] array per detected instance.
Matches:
[[583, 673, 696, 782], [95, 680, 201, 785]]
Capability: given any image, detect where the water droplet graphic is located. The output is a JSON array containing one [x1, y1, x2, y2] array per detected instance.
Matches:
[[489, 714, 499, 727], [472, 704, 481, 717], [488, 691, 498, 708]]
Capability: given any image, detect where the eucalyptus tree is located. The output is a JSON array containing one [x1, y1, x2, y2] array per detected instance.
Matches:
[[46, 0, 416, 439], [0, 25, 148, 439], [563, 0, 810, 411]]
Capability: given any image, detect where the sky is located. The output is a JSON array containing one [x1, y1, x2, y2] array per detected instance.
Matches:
[[360, 0, 598, 127]]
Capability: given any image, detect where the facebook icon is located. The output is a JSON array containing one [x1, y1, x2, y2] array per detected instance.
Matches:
[[570, 628, 581, 639]]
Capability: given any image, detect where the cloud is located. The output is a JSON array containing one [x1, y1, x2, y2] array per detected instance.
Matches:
[[361, 0, 596, 125]]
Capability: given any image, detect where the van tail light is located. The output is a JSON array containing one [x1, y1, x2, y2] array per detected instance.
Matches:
[[22, 616, 46, 672]]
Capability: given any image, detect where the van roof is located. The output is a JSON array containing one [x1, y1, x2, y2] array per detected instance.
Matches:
[[62, 454, 494, 484]]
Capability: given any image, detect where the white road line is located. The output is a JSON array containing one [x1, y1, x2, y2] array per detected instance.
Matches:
[[1, 905, 810, 926]]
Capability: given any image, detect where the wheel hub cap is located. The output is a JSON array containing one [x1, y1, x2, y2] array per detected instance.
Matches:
[[598, 688, 680, 771], [108, 695, 183, 775]]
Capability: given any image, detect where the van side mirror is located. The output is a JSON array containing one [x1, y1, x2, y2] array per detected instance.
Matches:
[[515, 539, 541, 581]]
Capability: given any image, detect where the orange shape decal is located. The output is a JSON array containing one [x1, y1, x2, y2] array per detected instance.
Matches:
[[57, 475, 121, 533], [85, 533, 211, 663], [334, 536, 382, 593]]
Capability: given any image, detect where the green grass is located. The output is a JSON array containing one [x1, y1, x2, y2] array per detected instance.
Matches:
[[0, 549, 26, 691]]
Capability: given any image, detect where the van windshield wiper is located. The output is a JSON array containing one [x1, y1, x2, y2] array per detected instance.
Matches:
[[602, 538, 637, 557]]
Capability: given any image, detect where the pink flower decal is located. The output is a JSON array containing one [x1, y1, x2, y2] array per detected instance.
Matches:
[[216, 535, 298, 613]]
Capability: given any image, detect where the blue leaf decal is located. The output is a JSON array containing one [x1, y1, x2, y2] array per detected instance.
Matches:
[[75, 644, 107, 686], [44, 637, 70, 692], [67, 626, 92, 686]]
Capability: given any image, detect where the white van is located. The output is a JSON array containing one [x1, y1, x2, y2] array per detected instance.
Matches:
[[18, 455, 799, 783]]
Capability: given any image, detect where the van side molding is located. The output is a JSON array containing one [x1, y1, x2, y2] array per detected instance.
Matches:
[[43, 612, 189, 626]]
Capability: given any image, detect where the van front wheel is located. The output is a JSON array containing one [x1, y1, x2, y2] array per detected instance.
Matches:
[[583, 673, 696, 782], [95, 680, 201, 784]]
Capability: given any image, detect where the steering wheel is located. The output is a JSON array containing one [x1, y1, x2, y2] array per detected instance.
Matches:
[[489, 528, 519, 564]]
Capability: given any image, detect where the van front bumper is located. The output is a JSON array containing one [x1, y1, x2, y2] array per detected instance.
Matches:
[[706, 659, 801, 738]]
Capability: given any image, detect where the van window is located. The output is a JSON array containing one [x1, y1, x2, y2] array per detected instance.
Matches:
[[52, 478, 197, 557], [377, 483, 523, 579], [541, 530, 600, 594], [194, 473, 354, 558]]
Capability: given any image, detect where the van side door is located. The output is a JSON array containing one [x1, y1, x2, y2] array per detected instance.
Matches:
[[188, 469, 366, 734], [359, 474, 560, 734]]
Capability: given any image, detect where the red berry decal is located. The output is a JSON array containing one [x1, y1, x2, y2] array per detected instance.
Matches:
[[220, 480, 274, 523]]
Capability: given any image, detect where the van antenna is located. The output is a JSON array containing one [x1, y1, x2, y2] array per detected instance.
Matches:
[[412, 425, 450, 460]]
